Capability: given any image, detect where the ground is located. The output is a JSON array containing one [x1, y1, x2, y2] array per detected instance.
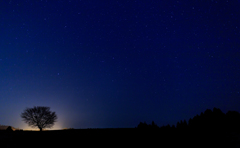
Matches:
[[0, 129, 239, 147]]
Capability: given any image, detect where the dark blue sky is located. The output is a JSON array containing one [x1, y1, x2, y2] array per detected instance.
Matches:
[[0, 0, 240, 130]]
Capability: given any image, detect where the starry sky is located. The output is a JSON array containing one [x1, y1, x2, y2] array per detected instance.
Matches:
[[0, 0, 240, 130]]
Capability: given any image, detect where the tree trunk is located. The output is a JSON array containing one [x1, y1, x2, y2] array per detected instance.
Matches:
[[39, 127, 42, 131]]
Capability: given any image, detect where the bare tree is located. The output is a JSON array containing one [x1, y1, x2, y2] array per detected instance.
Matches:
[[21, 106, 57, 131]]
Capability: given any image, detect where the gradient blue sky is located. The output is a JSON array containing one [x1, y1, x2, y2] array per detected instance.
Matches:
[[0, 0, 240, 130]]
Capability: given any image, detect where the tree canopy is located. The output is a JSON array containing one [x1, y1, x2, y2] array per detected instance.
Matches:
[[21, 106, 57, 131]]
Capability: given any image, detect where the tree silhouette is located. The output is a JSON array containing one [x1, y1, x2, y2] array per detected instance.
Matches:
[[151, 121, 159, 128], [136, 107, 240, 147], [21, 106, 57, 131]]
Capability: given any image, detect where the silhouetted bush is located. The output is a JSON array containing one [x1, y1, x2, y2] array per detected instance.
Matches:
[[6, 126, 13, 131], [137, 121, 159, 128]]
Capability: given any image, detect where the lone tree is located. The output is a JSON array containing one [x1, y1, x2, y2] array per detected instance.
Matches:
[[21, 106, 57, 131]]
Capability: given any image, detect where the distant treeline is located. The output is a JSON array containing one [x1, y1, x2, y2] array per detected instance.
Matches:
[[137, 107, 240, 132]]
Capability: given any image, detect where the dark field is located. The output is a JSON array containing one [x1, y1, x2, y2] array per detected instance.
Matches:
[[1, 128, 240, 147]]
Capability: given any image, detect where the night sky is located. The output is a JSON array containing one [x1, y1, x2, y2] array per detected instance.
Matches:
[[0, 0, 240, 130]]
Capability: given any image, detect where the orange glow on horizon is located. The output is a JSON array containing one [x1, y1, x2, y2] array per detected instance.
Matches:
[[23, 129, 40, 131], [20, 122, 64, 131]]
